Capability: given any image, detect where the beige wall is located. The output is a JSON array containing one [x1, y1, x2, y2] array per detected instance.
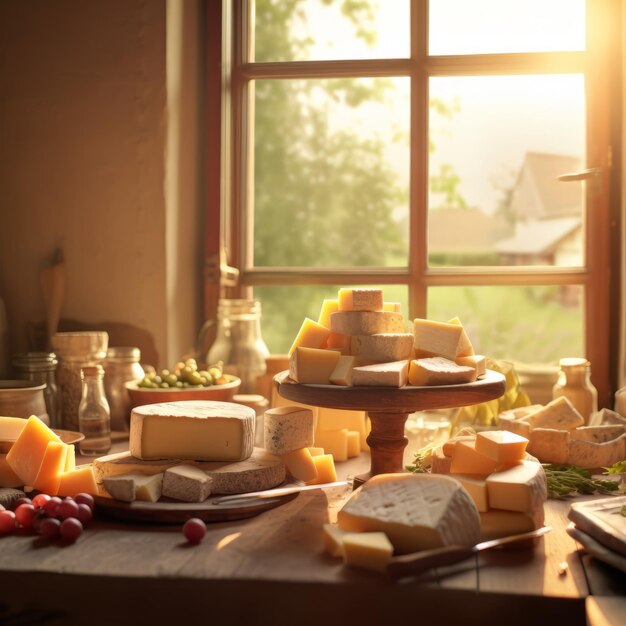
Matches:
[[0, 0, 203, 370]]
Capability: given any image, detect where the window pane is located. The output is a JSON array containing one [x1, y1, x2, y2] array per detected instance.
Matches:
[[427, 285, 584, 364], [428, 74, 586, 268], [253, 0, 410, 62], [252, 78, 410, 268], [256, 284, 409, 354], [429, 0, 586, 55]]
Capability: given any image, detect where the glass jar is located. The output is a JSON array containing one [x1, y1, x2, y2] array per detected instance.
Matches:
[[12, 352, 59, 427], [615, 386, 626, 417], [104, 347, 144, 431], [78, 365, 111, 456], [205, 299, 270, 394], [51, 332, 108, 431], [552, 357, 598, 425]]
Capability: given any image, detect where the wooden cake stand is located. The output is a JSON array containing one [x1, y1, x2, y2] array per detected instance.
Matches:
[[274, 369, 506, 486]]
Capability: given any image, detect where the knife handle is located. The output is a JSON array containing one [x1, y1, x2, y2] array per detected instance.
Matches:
[[387, 545, 474, 580]]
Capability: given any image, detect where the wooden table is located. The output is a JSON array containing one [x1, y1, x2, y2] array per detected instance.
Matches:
[[0, 444, 624, 626]]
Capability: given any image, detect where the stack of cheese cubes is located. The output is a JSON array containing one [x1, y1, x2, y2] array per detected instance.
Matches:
[[288, 287, 486, 389], [0, 416, 97, 496], [431, 429, 547, 540]]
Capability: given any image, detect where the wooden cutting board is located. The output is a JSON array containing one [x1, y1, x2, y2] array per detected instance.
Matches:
[[93, 447, 291, 523]]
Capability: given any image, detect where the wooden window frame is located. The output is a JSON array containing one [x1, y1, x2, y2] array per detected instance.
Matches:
[[206, 0, 622, 406]]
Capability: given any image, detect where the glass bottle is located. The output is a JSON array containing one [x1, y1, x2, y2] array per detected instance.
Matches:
[[206, 299, 270, 394], [12, 352, 59, 428], [78, 365, 111, 456], [104, 347, 144, 431], [552, 357, 598, 425]]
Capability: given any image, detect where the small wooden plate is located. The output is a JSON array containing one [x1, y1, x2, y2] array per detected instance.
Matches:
[[93, 489, 299, 524], [0, 429, 84, 454]]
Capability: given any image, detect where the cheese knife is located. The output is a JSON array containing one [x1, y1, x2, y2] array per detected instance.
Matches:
[[387, 525, 552, 580], [211, 480, 351, 505]]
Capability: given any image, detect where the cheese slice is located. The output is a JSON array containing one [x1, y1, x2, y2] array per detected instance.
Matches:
[[323, 523, 353, 557], [103, 473, 163, 502], [485, 460, 547, 514], [352, 360, 409, 388], [413, 319, 465, 361], [317, 299, 339, 329], [329, 355, 357, 386], [288, 318, 331, 356], [330, 311, 405, 336], [337, 473, 480, 554], [454, 474, 489, 512], [408, 357, 476, 386], [64, 444, 76, 472], [347, 431, 360, 458], [342, 531, 394, 573], [351, 333, 414, 362], [5, 416, 62, 485], [316, 408, 368, 451], [289, 347, 342, 384], [522, 396, 584, 430], [475, 430, 528, 465], [449, 440, 498, 476], [57, 466, 98, 497], [305, 454, 337, 485], [162, 465, 213, 502], [338, 288, 383, 312], [280, 447, 317, 482], [32, 441, 68, 495], [314, 429, 349, 462], [130, 400, 255, 462], [264, 406, 314, 455]]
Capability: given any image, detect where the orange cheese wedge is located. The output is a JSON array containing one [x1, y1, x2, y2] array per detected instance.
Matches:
[[33, 441, 68, 495], [58, 466, 98, 497]]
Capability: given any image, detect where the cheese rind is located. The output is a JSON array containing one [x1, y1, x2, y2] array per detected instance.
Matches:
[[408, 357, 476, 386], [338, 288, 383, 312], [350, 333, 414, 362], [130, 400, 255, 462], [337, 473, 480, 554], [162, 465, 213, 502], [526, 428, 569, 464], [264, 406, 315, 455], [330, 311, 405, 336], [352, 360, 409, 388], [289, 347, 342, 384]]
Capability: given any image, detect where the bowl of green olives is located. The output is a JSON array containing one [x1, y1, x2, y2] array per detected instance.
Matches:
[[125, 358, 241, 408]]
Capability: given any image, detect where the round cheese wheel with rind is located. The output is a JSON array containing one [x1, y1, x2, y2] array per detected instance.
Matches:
[[330, 311, 406, 336], [337, 473, 480, 554]]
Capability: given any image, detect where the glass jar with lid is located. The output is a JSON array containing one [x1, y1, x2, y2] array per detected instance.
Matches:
[[12, 352, 59, 428], [552, 357, 598, 425], [104, 346, 144, 431], [51, 332, 108, 431]]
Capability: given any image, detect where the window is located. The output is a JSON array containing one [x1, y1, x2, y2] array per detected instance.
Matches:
[[209, 0, 622, 405]]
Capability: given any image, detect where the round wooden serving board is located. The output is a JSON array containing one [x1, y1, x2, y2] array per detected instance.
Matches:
[[94, 489, 299, 524], [275, 369, 506, 485]]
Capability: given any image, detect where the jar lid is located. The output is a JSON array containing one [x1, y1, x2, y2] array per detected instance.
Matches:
[[106, 347, 141, 361], [559, 357, 589, 368], [13, 352, 58, 370], [51, 332, 108, 358]]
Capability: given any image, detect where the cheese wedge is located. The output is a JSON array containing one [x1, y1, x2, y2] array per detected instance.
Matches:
[[316, 407, 369, 452], [522, 396, 584, 430], [280, 447, 318, 482], [32, 441, 68, 495], [454, 474, 489, 512], [130, 400, 255, 462], [413, 319, 465, 360], [329, 355, 357, 386], [314, 429, 349, 462], [342, 532, 394, 573], [323, 523, 353, 557], [305, 454, 337, 485], [338, 288, 383, 312], [347, 431, 360, 458], [289, 347, 341, 384], [264, 406, 315, 455], [317, 299, 339, 329], [325, 332, 351, 355], [352, 360, 409, 388], [408, 357, 476, 386], [57, 466, 98, 497], [337, 473, 480, 554], [449, 440, 498, 476], [485, 460, 547, 514], [288, 318, 331, 356], [0, 416, 27, 441], [103, 473, 163, 502], [162, 465, 213, 502], [455, 354, 486, 378], [475, 430, 528, 465]]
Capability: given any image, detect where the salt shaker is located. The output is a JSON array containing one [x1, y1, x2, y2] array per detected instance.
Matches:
[[78, 365, 111, 456]]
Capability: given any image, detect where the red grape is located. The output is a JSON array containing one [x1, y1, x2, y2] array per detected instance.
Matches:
[[31, 509, 48, 534], [59, 517, 83, 541], [39, 517, 61, 540], [13, 497, 32, 510], [74, 493, 95, 511], [56, 499, 79, 520], [75, 503, 92, 525], [0, 511, 16, 535], [43, 497, 62, 516], [14, 504, 36, 528], [182, 518, 206, 544], [32, 493, 51, 509]]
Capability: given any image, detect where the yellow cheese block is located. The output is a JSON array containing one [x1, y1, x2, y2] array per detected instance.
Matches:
[[289, 347, 342, 384], [485, 460, 547, 514], [408, 357, 476, 386], [323, 523, 353, 557], [0, 454, 23, 487], [475, 430, 528, 465], [281, 447, 318, 482], [347, 431, 360, 458], [329, 355, 356, 386], [479, 508, 544, 542], [314, 429, 349, 462], [316, 407, 368, 452], [453, 474, 489, 512], [342, 531, 394, 573], [449, 440, 498, 476], [288, 318, 331, 356], [58, 466, 99, 497], [65, 444, 76, 472], [308, 447, 325, 456], [338, 288, 383, 312], [413, 319, 465, 361], [306, 454, 337, 485], [5, 416, 62, 486], [317, 299, 339, 329], [33, 441, 68, 495], [0, 416, 27, 440]]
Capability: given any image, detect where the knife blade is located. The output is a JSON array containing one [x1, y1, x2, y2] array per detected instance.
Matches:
[[387, 525, 552, 580], [211, 480, 351, 505]]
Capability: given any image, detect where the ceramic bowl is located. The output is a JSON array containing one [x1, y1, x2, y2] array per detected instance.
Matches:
[[125, 375, 241, 409]]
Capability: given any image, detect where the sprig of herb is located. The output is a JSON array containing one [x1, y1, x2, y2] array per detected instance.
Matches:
[[603, 460, 626, 475], [543, 463, 620, 499], [406, 445, 436, 474]]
